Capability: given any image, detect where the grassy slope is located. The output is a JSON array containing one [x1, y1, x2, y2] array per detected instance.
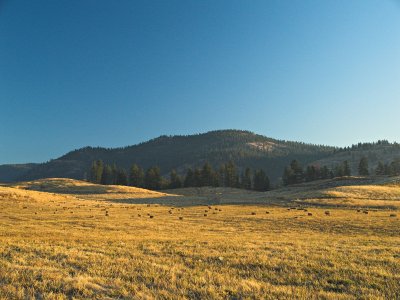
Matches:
[[0, 178, 399, 299], [8, 178, 175, 201]]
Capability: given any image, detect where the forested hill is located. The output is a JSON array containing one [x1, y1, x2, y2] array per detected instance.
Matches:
[[1, 130, 399, 184]]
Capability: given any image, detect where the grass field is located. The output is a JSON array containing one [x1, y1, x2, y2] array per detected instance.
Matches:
[[1, 178, 399, 299]]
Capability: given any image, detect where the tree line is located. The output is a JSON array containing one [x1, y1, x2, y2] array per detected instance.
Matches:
[[88, 160, 270, 191], [375, 158, 400, 176], [282, 156, 400, 186]]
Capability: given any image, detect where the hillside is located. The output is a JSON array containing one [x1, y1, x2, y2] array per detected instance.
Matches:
[[1, 130, 400, 184], [0, 130, 335, 183], [0, 163, 37, 182], [311, 141, 400, 175], [8, 178, 175, 201]]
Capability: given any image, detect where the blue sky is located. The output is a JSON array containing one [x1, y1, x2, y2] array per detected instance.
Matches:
[[1, 0, 399, 164]]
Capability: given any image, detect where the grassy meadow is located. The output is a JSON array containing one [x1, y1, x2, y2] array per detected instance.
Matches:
[[0, 179, 399, 299]]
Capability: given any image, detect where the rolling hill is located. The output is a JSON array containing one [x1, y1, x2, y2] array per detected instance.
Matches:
[[1, 130, 400, 184]]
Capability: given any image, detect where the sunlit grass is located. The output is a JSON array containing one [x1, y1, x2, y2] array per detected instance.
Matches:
[[0, 183, 399, 299]]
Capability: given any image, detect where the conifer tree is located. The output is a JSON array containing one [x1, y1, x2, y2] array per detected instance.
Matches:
[[240, 167, 252, 190], [184, 168, 195, 187], [101, 164, 113, 185], [358, 157, 369, 176], [200, 162, 214, 186], [144, 166, 162, 190], [343, 160, 351, 176], [224, 161, 239, 188], [253, 169, 270, 191], [129, 164, 144, 187], [193, 168, 202, 187], [89, 160, 103, 184], [115, 168, 128, 185], [375, 161, 385, 175], [169, 169, 182, 189]]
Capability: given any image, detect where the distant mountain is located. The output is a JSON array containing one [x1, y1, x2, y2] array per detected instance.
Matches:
[[1, 130, 399, 184]]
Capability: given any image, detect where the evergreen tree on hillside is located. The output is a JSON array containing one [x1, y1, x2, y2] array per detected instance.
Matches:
[[115, 168, 128, 185], [253, 169, 270, 191], [218, 165, 225, 187], [223, 161, 239, 188], [90, 160, 103, 184], [291, 160, 304, 183], [282, 166, 294, 186], [144, 166, 162, 190], [184, 168, 195, 187], [200, 162, 214, 186], [193, 168, 202, 187], [390, 159, 400, 176], [111, 163, 118, 184], [343, 160, 351, 176], [283, 160, 304, 185], [358, 157, 369, 176], [321, 166, 330, 179], [305, 165, 318, 182], [129, 164, 144, 187], [375, 161, 385, 175], [169, 169, 182, 189], [384, 163, 393, 176], [335, 164, 344, 177], [240, 167, 252, 190], [101, 164, 113, 185]]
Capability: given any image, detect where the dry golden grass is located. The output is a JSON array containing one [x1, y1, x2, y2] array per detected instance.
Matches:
[[10, 178, 175, 201], [0, 181, 399, 299]]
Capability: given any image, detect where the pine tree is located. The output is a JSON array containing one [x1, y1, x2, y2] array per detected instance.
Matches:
[[89, 161, 97, 183], [390, 159, 400, 176], [184, 168, 195, 187], [240, 167, 252, 190], [305, 165, 317, 182], [290, 160, 304, 183], [129, 164, 144, 187], [375, 161, 385, 175], [282, 166, 294, 186], [253, 169, 270, 191], [343, 160, 351, 176], [358, 157, 369, 176], [169, 169, 182, 189], [321, 166, 330, 179], [101, 164, 113, 185], [144, 166, 162, 190], [193, 168, 202, 187], [89, 160, 103, 184], [111, 163, 118, 185], [115, 168, 128, 185], [224, 161, 239, 188], [200, 162, 214, 186], [335, 164, 344, 177]]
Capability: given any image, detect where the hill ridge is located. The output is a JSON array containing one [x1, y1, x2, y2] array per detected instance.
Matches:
[[1, 129, 399, 184]]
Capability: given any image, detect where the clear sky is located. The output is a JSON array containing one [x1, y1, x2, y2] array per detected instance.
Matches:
[[1, 0, 399, 164]]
